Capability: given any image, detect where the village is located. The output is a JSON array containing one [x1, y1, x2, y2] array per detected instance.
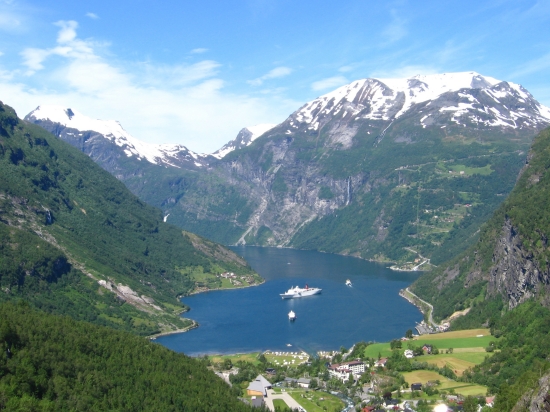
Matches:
[[207, 328, 496, 412]]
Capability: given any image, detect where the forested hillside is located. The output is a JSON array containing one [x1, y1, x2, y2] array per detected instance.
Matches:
[[0, 302, 256, 411], [411, 127, 550, 410], [411, 126, 550, 322], [29, 74, 550, 265], [0, 101, 260, 335]]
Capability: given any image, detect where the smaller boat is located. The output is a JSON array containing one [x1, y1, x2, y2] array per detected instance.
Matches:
[[288, 310, 296, 321], [346, 279, 352, 287]]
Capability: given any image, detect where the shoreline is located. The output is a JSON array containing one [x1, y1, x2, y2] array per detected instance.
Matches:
[[149, 320, 199, 340], [149, 278, 265, 340], [186, 277, 265, 296]]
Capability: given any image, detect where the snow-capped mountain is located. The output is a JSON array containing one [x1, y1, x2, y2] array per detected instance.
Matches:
[[288, 72, 550, 138], [211, 124, 276, 159], [24, 72, 550, 265], [25, 105, 210, 169]]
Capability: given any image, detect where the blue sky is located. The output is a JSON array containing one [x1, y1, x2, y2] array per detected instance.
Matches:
[[1, 0, 549, 153]]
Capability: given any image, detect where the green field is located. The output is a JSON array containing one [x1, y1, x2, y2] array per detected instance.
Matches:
[[364, 329, 495, 376], [402, 371, 487, 396], [364, 342, 393, 359], [209, 352, 261, 365], [288, 390, 345, 412], [412, 336, 494, 349], [273, 399, 291, 410]]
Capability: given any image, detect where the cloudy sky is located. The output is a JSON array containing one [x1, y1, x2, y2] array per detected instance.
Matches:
[[1, 0, 549, 153]]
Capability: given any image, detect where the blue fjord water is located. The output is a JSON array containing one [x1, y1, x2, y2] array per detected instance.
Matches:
[[157, 247, 423, 356]]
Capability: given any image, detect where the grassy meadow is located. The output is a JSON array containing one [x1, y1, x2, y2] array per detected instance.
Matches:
[[365, 329, 494, 398], [288, 389, 345, 412], [402, 370, 487, 396], [209, 352, 261, 365]]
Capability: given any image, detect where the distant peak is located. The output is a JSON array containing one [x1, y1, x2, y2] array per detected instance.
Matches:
[[25, 105, 207, 168]]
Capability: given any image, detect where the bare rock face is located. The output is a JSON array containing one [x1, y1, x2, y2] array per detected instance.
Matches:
[[487, 219, 550, 309], [511, 373, 550, 412]]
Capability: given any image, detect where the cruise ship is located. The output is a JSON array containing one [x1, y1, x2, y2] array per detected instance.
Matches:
[[280, 285, 322, 299]]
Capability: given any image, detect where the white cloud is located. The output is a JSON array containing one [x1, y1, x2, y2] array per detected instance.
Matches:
[[139, 60, 221, 87], [338, 65, 354, 73], [20, 47, 49, 72], [380, 9, 407, 45], [190, 48, 208, 54], [509, 53, 550, 79], [311, 76, 348, 91], [248, 66, 292, 86], [3, 20, 297, 153], [86, 12, 99, 19], [0, 10, 23, 32], [55, 20, 78, 43]]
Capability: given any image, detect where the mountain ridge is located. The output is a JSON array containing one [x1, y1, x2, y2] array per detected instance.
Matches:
[[26, 72, 550, 264], [0, 100, 260, 335]]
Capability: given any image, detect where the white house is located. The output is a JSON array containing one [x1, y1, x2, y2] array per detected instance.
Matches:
[[328, 360, 366, 382], [246, 375, 272, 397]]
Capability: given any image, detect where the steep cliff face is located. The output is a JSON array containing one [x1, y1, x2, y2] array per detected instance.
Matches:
[[412, 127, 550, 321], [487, 219, 550, 309], [27, 72, 550, 263], [511, 373, 550, 412]]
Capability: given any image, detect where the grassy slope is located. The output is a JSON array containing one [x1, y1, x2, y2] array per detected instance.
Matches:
[[411, 127, 550, 324], [0, 101, 258, 335], [407, 127, 550, 407], [281, 126, 527, 263]]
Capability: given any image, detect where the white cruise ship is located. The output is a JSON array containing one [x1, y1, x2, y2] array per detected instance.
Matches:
[[280, 285, 322, 299]]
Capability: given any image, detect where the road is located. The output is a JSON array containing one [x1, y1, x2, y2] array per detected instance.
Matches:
[[405, 287, 438, 328]]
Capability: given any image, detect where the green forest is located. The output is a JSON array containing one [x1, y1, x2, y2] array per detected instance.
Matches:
[[0, 101, 259, 335], [0, 302, 258, 411]]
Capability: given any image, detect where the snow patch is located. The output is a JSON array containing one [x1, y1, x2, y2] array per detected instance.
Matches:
[[27, 105, 207, 168]]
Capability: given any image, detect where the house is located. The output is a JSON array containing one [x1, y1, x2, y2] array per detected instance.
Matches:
[[410, 383, 422, 391], [374, 358, 388, 368], [297, 378, 311, 388], [404, 349, 414, 359], [486, 396, 495, 407], [328, 360, 366, 382], [265, 368, 276, 375], [383, 399, 399, 408], [422, 344, 433, 354], [246, 375, 272, 397], [250, 396, 265, 408]]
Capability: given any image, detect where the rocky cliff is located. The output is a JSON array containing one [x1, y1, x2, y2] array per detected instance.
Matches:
[[487, 219, 550, 309], [511, 373, 550, 412], [411, 126, 550, 321], [26, 72, 550, 263]]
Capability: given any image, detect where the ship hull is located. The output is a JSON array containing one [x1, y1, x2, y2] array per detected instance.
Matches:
[[280, 288, 322, 299]]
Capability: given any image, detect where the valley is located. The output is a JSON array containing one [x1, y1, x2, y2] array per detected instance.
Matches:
[[27, 72, 550, 267], [3, 1, 550, 409], [3, 71, 550, 411]]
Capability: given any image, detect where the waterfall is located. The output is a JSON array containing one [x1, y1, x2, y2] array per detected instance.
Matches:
[[346, 177, 352, 205]]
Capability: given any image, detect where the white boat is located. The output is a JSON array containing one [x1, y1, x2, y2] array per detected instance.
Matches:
[[280, 285, 322, 299], [288, 310, 296, 321], [346, 279, 352, 287]]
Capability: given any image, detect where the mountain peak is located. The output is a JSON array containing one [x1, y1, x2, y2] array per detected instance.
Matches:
[[25, 105, 209, 168], [211, 123, 276, 159], [292, 71, 550, 132]]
